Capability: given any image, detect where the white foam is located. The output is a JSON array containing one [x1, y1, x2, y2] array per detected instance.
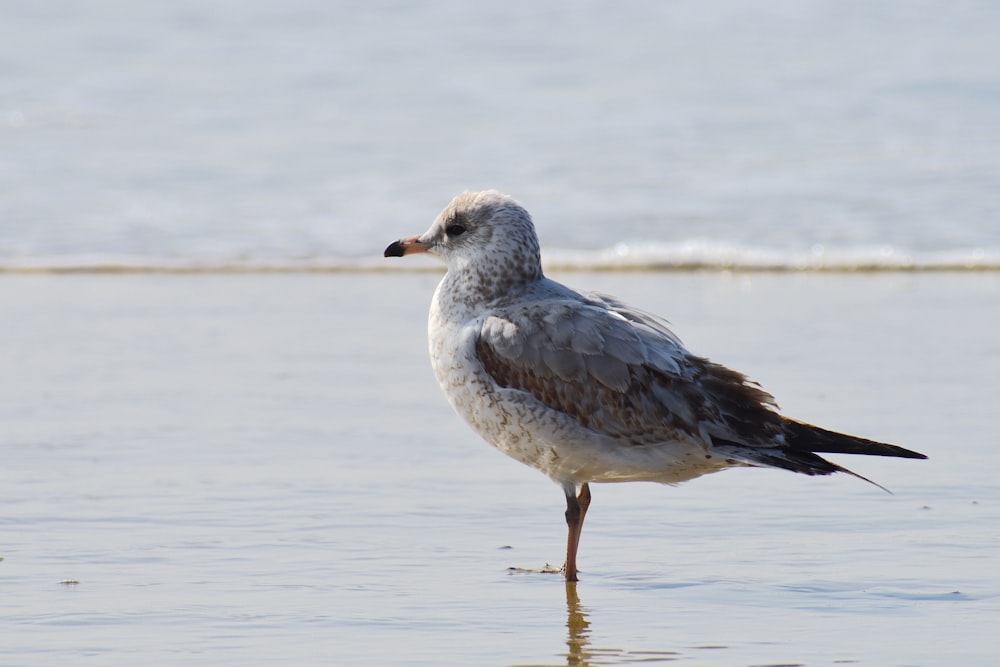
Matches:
[[1, 242, 998, 273], [542, 241, 1000, 272]]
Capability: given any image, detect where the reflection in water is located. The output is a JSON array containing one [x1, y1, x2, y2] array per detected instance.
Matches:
[[557, 584, 684, 667], [564, 582, 591, 666]]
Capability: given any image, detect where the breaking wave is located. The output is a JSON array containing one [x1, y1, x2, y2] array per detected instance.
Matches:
[[1, 241, 998, 273]]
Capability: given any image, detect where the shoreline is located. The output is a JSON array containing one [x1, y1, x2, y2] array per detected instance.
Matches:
[[1, 262, 999, 275]]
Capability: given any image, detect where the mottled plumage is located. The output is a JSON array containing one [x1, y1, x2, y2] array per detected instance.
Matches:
[[385, 190, 926, 581]]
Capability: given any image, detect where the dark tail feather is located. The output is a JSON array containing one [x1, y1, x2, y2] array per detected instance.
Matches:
[[784, 419, 927, 460], [712, 442, 848, 477], [711, 421, 926, 493]]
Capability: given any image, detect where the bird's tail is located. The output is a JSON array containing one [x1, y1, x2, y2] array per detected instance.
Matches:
[[712, 420, 926, 493], [783, 419, 927, 460]]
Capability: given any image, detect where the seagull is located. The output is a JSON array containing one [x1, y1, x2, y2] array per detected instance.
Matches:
[[384, 190, 927, 582]]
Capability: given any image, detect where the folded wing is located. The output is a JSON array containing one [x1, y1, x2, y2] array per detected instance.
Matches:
[[476, 291, 784, 448], [476, 290, 926, 484]]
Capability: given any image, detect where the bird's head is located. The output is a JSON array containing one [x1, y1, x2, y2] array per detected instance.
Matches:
[[384, 190, 543, 284]]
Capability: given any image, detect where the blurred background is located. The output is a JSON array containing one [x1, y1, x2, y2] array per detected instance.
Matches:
[[2, 0, 999, 270]]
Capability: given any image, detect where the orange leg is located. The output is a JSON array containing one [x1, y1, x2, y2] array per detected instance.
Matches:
[[563, 483, 592, 582]]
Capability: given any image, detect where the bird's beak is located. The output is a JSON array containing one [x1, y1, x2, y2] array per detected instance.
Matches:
[[384, 235, 429, 258]]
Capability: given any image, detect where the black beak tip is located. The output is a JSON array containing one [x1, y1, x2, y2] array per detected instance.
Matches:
[[384, 240, 405, 258]]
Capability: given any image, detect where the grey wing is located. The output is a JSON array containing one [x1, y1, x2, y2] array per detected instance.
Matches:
[[476, 295, 784, 447], [584, 290, 684, 347]]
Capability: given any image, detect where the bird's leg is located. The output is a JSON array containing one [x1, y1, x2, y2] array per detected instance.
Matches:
[[563, 483, 592, 582]]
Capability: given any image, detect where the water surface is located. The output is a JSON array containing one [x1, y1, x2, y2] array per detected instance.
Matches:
[[2, 1, 999, 269], [1, 272, 996, 665]]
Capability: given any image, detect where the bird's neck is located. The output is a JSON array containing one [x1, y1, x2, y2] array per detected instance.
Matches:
[[439, 256, 543, 314]]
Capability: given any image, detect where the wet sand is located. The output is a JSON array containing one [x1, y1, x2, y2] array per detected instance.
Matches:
[[0, 271, 997, 666]]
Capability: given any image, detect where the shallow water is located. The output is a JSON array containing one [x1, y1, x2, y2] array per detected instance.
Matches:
[[1, 272, 997, 666]]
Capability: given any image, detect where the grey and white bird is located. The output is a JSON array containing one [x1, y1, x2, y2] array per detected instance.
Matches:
[[384, 190, 926, 582]]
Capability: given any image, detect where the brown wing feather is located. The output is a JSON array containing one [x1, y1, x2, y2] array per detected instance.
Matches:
[[476, 316, 784, 447]]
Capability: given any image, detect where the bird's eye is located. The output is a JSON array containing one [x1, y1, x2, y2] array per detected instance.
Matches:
[[445, 223, 467, 237]]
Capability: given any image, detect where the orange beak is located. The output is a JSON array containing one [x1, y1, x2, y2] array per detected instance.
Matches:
[[384, 235, 430, 258]]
